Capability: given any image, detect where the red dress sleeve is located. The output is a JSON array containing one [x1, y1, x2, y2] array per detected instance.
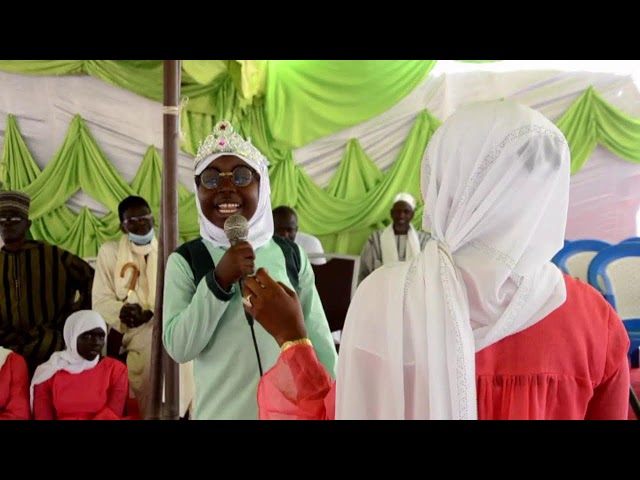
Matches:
[[257, 344, 336, 420], [95, 358, 129, 420], [0, 353, 31, 420], [586, 305, 631, 420], [33, 378, 55, 420]]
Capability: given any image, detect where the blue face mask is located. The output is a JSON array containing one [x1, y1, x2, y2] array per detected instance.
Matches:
[[128, 228, 155, 245]]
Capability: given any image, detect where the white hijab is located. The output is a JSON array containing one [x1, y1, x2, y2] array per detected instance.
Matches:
[[30, 310, 107, 409], [195, 152, 273, 250], [336, 100, 570, 419]]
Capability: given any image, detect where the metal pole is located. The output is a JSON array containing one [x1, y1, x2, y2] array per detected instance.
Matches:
[[146, 60, 181, 420]]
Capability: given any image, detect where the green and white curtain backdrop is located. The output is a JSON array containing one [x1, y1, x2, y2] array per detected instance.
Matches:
[[0, 60, 639, 258]]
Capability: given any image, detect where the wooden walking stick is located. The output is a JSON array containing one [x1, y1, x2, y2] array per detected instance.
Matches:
[[106, 262, 141, 359], [120, 262, 140, 302]]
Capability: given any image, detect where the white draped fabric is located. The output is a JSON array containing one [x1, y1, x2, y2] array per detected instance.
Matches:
[[566, 145, 640, 242], [0, 71, 197, 216], [1, 61, 639, 243]]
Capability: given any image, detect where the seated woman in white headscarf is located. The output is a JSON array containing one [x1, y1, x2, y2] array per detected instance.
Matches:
[[31, 310, 131, 420], [0, 347, 30, 420], [244, 100, 631, 420], [358, 192, 431, 285]]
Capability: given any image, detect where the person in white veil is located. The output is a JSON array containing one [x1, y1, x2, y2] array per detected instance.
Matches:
[[162, 120, 337, 420], [245, 100, 631, 420], [31, 310, 131, 420]]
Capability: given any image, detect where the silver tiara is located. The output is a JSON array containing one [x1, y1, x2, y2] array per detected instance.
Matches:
[[194, 120, 268, 172]]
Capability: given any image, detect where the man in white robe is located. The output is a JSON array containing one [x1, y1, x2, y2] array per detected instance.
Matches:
[[358, 192, 430, 284], [92, 195, 195, 419]]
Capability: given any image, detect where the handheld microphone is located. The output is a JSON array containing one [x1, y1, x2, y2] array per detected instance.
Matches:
[[223, 213, 250, 311], [223, 213, 251, 318], [223, 212, 249, 247], [223, 213, 263, 376]]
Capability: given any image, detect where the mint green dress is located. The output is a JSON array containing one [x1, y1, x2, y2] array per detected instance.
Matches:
[[163, 237, 338, 420]]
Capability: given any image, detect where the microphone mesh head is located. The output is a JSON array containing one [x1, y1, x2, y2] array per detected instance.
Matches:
[[223, 213, 249, 245]]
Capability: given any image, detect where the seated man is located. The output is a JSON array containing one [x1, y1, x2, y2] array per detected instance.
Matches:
[[0, 190, 95, 376], [92, 195, 194, 419], [358, 192, 430, 284], [272, 205, 326, 265]]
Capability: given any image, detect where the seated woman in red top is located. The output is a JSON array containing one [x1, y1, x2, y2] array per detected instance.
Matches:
[[242, 100, 631, 420], [0, 347, 30, 420], [31, 310, 130, 420]]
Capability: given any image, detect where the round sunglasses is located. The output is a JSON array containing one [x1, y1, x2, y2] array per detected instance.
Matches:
[[196, 165, 256, 189]]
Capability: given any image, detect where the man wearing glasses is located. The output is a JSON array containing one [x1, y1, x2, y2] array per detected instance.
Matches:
[[0, 190, 95, 377], [92, 195, 194, 419]]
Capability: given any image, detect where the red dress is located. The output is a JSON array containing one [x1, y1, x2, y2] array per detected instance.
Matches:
[[257, 275, 631, 420], [0, 352, 31, 420], [33, 356, 130, 420]]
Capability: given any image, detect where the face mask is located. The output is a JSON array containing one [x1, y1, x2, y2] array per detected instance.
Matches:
[[128, 228, 155, 245]]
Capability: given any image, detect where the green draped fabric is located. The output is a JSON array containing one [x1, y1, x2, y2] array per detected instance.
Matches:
[[0, 60, 493, 141], [4, 86, 640, 259], [0, 60, 437, 155], [0, 60, 257, 118], [1, 61, 640, 260], [556, 87, 640, 173], [325, 139, 384, 200], [0, 60, 85, 75], [1, 114, 198, 256], [264, 60, 437, 149]]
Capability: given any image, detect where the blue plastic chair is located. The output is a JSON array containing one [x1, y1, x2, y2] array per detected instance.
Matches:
[[551, 239, 611, 282], [620, 236, 640, 244], [625, 319, 640, 368], [587, 243, 640, 312], [587, 244, 640, 369]]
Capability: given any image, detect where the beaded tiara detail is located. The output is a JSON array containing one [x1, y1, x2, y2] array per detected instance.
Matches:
[[194, 120, 268, 173]]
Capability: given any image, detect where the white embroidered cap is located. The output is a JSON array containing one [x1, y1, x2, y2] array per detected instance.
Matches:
[[393, 192, 416, 210]]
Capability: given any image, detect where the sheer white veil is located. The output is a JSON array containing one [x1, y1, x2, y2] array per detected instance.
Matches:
[[336, 100, 570, 419]]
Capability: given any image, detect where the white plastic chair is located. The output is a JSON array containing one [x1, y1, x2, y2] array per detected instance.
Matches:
[[551, 239, 610, 283]]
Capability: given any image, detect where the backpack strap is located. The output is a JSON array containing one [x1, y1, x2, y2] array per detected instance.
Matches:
[[175, 238, 235, 302], [175, 238, 215, 286], [272, 235, 301, 292]]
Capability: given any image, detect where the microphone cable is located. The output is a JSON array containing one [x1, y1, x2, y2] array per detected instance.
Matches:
[[224, 214, 264, 377], [244, 309, 264, 377]]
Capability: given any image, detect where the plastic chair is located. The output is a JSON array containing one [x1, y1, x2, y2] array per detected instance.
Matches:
[[620, 237, 640, 244], [625, 319, 640, 368], [587, 244, 640, 367], [587, 242, 640, 316], [551, 239, 611, 283]]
